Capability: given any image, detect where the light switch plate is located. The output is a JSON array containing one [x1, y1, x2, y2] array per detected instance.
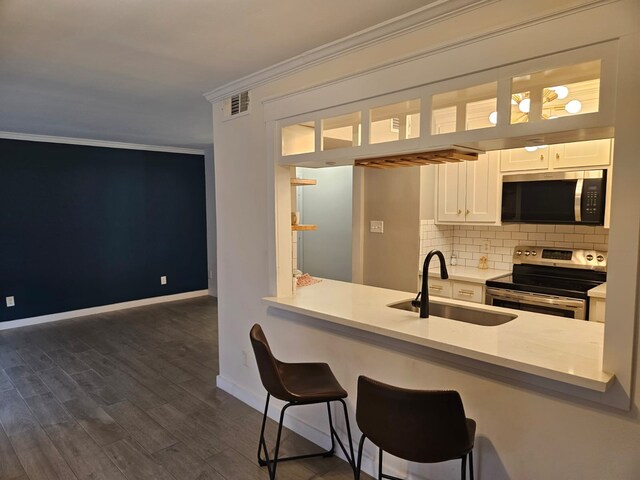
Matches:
[[370, 220, 384, 234], [160, 276, 167, 285], [6, 296, 15, 307]]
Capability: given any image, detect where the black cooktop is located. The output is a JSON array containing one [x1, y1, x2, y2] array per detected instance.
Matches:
[[486, 265, 606, 300]]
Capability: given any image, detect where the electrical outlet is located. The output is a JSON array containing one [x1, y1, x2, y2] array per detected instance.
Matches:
[[370, 220, 384, 234], [160, 276, 167, 285], [481, 240, 491, 253], [6, 296, 15, 307], [242, 350, 249, 367]]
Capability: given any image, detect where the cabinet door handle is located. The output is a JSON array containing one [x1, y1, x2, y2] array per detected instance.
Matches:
[[429, 285, 443, 291], [458, 289, 475, 296], [466, 209, 470, 215], [556, 153, 560, 160], [457, 209, 462, 215], [540, 154, 545, 161]]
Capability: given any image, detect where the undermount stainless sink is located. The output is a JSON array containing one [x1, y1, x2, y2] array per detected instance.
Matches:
[[388, 300, 517, 326]]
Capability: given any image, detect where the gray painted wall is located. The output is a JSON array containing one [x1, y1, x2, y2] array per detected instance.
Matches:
[[362, 167, 421, 292], [297, 166, 353, 282]]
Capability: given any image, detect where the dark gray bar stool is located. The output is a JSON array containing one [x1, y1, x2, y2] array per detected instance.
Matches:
[[355, 375, 476, 480], [249, 324, 355, 479]]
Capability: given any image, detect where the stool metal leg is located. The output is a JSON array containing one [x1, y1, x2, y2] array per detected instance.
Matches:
[[355, 434, 367, 480], [328, 399, 356, 471], [469, 451, 474, 480], [461, 454, 467, 480], [257, 395, 355, 479]]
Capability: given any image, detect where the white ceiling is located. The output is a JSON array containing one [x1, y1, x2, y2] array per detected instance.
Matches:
[[0, 0, 436, 150]]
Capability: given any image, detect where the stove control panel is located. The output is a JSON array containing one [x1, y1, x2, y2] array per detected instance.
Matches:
[[513, 245, 607, 271]]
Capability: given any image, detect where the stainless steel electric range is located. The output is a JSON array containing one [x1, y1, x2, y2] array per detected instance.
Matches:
[[485, 245, 607, 320]]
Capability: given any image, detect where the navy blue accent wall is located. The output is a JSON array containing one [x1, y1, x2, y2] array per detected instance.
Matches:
[[0, 139, 208, 322]]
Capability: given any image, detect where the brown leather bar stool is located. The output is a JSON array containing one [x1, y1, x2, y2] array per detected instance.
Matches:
[[355, 376, 476, 480], [249, 324, 355, 479]]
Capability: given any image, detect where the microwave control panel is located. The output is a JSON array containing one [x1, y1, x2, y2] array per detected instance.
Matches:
[[581, 179, 605, 223]]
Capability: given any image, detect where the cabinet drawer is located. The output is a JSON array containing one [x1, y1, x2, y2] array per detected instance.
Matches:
[[428, 278, 452, 298], [452, 282, 484, 303]]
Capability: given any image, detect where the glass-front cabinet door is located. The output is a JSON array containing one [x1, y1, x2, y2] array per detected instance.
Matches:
[[277, 42, 614, 167]]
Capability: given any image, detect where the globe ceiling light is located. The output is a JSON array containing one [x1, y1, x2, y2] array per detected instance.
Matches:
[[549, 86, 569, 99], [565, 99, 583, 114], [489, 111, 498, 125], [518, 98, 531, 113]]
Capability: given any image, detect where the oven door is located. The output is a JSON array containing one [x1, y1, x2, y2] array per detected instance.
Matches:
[[485, 287, 587, 320]]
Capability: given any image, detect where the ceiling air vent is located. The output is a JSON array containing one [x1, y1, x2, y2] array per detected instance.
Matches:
[[230, 91, 249, 116]]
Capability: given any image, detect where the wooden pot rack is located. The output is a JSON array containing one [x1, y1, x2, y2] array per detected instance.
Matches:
[[354, 148, 480, 169]]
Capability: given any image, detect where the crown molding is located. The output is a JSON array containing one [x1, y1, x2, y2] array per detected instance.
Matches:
[[259, 0, 616, 109], [203, 0, 497, 104], [204, 0, 614, 106], [0, 131, 205, 155]]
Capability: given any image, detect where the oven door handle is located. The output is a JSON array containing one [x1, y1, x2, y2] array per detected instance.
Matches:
[[486, 288, 585, 309]]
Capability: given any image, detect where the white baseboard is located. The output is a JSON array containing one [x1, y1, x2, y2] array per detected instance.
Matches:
[[216, 374, 413, 479], [0, 290, 209, 331]]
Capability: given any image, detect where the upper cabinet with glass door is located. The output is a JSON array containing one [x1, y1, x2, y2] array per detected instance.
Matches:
[[431, 82, 498, 135], [277, 42, 616, 167], [511, 60, 601, 125]]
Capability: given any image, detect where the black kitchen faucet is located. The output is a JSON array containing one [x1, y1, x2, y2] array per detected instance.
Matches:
[[412, 249, 449, 318]]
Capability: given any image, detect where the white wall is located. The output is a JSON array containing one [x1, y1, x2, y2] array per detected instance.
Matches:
[[211, 1, 640, 478], [204, 146, 217, 296]]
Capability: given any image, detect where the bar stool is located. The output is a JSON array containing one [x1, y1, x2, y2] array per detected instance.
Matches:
[[249, 324, 355, 479], [355, 375, 476, 480]]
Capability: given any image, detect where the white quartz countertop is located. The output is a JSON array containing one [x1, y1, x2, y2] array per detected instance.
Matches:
[[427, 265, 510, 283], [588, 282, 607, 299], [264, 279, 614, 392]]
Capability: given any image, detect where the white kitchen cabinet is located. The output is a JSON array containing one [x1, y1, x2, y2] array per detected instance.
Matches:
[[452, 281, 484, 303], [427, 278, 452, 299], [436, 152, 500, 224], [500, 139, 612, 172], [589, 297, 606, 323], [550, 139, 611, 169], [425, 278, 485, 304], [500, 146, 549, 172]]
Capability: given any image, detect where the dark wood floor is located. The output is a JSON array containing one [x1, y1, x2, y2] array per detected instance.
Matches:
[[0, 297, 365, 480]]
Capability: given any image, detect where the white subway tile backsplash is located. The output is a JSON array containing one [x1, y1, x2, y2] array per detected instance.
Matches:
[[575, 226, 596, 234], [564, 234, 584, 242], [420, 222, 609, 272], [528, 233, 546, 241], [585, 234, 605, 243]]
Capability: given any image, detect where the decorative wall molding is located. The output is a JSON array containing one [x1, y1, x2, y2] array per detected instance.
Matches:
[[204, 0, 498, 104], [0, 131, 205, 155], [0, 290, 209, 331], [204, 0, 612, 106]]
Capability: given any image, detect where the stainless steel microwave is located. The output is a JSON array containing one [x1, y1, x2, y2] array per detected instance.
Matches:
[[501, 170, 606, 225]]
